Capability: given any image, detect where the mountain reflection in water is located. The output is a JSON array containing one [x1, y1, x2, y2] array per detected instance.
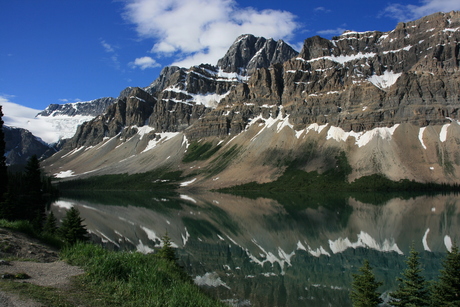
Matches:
[[51, 191, 460, 307]]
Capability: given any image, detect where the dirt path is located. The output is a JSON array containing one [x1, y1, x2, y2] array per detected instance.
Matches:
[[0, 228, 85, 306]]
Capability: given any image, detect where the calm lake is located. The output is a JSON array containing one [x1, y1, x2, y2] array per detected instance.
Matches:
[[51, 190, 460, 306]]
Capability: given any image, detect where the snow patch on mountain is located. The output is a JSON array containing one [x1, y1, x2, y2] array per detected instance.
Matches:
[[135, 125, 155, 140], [440, 123, 450, 142], [419, 127, 427, 149], [327, 126, 362, 143], [297, 52, 377, 65], [141, 132, 180, 153], [247, 111, 402, 147], [367, 70, 402, 89], [163, 85, 230, 108]]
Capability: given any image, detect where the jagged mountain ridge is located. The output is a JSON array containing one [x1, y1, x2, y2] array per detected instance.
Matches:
[[43, 11, 460, 186], [37, 97, 116, 117], [188, 11, 460, 138], [65, 35, 297, 148]]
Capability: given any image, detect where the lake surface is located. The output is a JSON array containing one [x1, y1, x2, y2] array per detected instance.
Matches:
[[51, 190, 460, 306]]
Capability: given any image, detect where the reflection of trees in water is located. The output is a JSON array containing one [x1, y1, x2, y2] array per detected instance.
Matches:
[[52, 191, 460, 307]]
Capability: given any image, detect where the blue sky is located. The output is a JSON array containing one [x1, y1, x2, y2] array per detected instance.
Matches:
[[1, 0, 460, 113]]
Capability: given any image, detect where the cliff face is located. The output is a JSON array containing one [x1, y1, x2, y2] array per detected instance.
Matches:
[[43, 11, 460, 186], [187, 11, 460, 139], [3, 126, 56, 166], [66, 35, 296, 149]]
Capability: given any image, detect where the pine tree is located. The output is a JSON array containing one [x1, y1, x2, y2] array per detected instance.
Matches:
[[22, 155, 45, 222], [25, 155, 42, 195], [391, 244, 430, 306], [431, 242, 460, 306], [0, 106, 7, 203], [58, 207, 89, 245], [156, 233, 177, 263], [350, 259, 383, 307], [43, 211, 58, 235]]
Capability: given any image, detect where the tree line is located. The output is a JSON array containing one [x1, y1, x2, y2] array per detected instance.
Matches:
[[351, 244, 460, 306], [0, 105, 88, 245]]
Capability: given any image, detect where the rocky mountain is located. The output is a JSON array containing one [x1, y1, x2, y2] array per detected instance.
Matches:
[[1, 97, 117, 167], [64, 34, 297, 149], [217, 35, 298, 75], [3, 126, 56, 166], [43, 11, 460, 186], [37, 97, 116, 117]]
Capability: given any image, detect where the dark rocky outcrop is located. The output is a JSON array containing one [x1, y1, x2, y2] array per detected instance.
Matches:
[[217, 34, 298, 75], [3, 126, 56, 166], [144, 66, 182, 95]]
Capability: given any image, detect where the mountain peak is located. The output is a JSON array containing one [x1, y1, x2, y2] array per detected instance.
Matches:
[[217, 34, 297, 75]]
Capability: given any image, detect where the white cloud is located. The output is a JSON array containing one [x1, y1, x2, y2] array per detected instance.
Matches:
[[123, 0, 299, 68], [100, 39, 121, 70], [382, 0, 460, 21], [1, 96, 55, 143], [101, 40, 115, 53], [130, 56, 161, 69], [314, 7, 331, 13], [1, 96, 40, 119], [59, 98, 82, 103], [317, 27, 348, 36]]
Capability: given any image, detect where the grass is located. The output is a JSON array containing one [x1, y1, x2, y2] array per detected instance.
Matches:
[[0, 219, 63, 249], [0, 281, 78, 307], [60, 242, 226, 307], [0, 219, 226, 306]]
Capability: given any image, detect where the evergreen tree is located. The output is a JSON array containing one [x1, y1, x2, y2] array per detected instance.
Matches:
[[350, 259, 383, 307], [25, 155, 42, 195], [431, 243, 460, 306], [0, 106, 7, 202], [43, 211, 58, 235], [23, 155, 45, 223], [58, 207, 89, 245], [156, 233, 177, 263], [391, 244, 430, 306], [0, 171, 23, 220]]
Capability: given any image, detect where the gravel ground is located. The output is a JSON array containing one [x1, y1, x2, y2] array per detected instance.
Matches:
[[0, 228, 85, 306]]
